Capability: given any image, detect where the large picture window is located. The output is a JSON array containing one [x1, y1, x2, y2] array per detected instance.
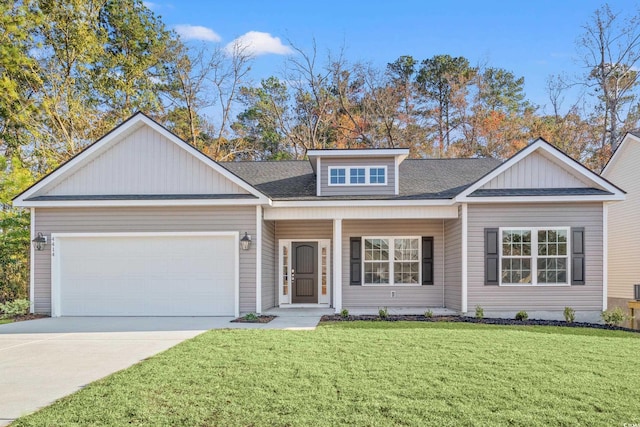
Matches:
[[363, 237, 420, 285], [500, 227, 569, 285]]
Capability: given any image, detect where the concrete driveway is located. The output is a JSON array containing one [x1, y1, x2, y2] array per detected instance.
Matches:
[[0, 317, 236, 426]]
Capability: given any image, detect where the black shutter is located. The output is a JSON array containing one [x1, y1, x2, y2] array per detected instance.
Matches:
[[422, 237, 434, 285], [571, 227, 585, 285], [485, 228, 499, 285], [350, 237, 361, 285]]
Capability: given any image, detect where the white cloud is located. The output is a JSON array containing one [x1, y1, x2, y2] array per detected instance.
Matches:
[[142, 1, 157, 9], [174, 25, 221, 42], [224, 31, 293, 56]]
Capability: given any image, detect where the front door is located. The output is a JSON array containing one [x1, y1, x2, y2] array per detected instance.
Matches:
[[292, 242, 318, 303]]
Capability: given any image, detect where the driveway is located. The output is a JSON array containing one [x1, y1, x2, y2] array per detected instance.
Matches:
[[0, 317, 236, 426]]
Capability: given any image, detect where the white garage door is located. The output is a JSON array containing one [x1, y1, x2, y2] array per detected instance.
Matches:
[[52, 233, 238, 317]]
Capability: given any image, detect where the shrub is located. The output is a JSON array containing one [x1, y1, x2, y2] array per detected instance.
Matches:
[[515, 310, 528, 321], [378, 307, 389, 320], [243, 313, 258, 321], [424, 309, 434, 318], [0, 299, 30, 319], [475, 305, 484, 319], [601, 307, 628, 326], [563, 307, 576, 323], [340, 309, 349, 319]]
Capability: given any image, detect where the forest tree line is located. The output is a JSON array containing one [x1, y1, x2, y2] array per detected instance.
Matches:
[[1, 1, 640, 301]]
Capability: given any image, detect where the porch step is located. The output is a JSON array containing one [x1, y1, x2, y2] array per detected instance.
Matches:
[[347, 307, 458, 316], [264, 307, 335, 317]]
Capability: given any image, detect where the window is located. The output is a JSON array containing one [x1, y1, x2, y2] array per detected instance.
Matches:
[[328, 166, 387, 185], [330, 168, 346, 185], [363, 237, 420, 285], [350, 168, 366, 184], [500, 227, 569, 285], [370, 168, 385, 184]]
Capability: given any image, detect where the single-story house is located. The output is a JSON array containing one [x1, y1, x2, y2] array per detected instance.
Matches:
[[13, 113, 625, 321], [602, 132, 640, 314]]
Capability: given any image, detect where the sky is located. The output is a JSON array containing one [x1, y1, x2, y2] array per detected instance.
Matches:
[[145, 0, 618, 113]]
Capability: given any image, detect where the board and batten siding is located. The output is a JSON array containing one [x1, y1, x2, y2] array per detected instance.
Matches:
[[444, 213, 462, 311], [467, 203, 603, 311], [275, 220, 333, 240], [603, 139, 640, 300], [33, 206, 257, 314], [261, 220, 276, 311], [480, 151, 590, 189], [320, 157, 396, 196], [41, 125, 248, 196], [342, 220, 444, 308]]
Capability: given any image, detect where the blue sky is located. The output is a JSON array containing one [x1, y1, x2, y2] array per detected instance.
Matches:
[[147, 0, 611, 113]]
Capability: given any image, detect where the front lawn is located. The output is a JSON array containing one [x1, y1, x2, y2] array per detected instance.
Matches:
[[14, 322, 640, 426]]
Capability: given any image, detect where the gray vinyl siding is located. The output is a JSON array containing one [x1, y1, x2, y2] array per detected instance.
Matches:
[[444, 213, 462, 311], [275, 220, 333, 240], [39, 125, 248, 197], [602, 138, 640, 299], [261, 220, 276, 311], [480, 151, 590, 189], [320, 157, 395, 196], [342, 220, 444, 308], [467, 203, 603, 311], [33, 206, 257, 314]]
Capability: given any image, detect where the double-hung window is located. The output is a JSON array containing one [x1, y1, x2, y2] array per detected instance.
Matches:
[[500, 227, 569, 285], [363, 237, 420, 285]]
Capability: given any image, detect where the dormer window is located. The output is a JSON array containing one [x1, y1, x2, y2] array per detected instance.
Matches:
[[329, 166, 387, 186]]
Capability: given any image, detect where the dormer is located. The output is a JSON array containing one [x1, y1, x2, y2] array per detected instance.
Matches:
[[307, 149, 410, 197]]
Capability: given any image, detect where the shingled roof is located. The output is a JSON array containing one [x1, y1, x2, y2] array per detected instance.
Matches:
[[221, 158, 503, 200]]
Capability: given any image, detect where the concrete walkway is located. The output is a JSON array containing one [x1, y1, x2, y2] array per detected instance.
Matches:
[[0, 314, 322, 425]]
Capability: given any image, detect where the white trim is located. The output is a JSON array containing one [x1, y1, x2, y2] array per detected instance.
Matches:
[[361, 236, 422, 286], [13, 113, 270, 205], [333, 219, 343, 313], [264, 205, 459, 221], [394, 156, 400, 195], [498, 226, 571, 287], [603, 202, 608, 310], [29, 208, 35, 314], [459, 195, 624, 203], [271, 199, 455, 208], [50, 231, 240, 318], [461, 204, 468, 313], [307, 148, 409, 159], [256, 206, 262, 314], [316, 157, 322, 196], [602, 132, 640, 175], [277, 239, 331, 306], [455, 139, 625, 202], [14, 198, 267, 208], [278, 303, 331, 308], [327, 166, 388, 186]]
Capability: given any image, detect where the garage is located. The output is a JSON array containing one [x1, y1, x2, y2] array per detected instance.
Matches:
[[50, 232, 238, 317]]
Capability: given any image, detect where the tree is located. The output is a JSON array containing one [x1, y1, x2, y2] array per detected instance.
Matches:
[[578, 4, 640, 151], [416, 55, 477, 156]]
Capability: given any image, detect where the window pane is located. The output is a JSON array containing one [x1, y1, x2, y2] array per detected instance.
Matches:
[[364, 262, 389, 284], [395, 238, 419, 261], [330, 168, 345, 184], [350, 168, 365, 184], [394, 262, 419, 284], [502, 256, 532, 284], [370, 168, 386, 184], [282, 246, 288, 296]]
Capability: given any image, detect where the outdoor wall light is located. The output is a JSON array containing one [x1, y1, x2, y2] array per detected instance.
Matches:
[[240, 232, 252, 251], [32, 232, 47, 251]]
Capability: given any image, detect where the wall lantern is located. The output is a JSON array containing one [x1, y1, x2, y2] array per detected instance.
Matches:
[[240, 232, 252, 251], [32, 232, 47, 251]]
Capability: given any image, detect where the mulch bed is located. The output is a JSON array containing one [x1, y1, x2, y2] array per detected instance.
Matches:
[[320, 314, 640, 333], [231, 315, 277, 324], [2, 314, 49, 323]]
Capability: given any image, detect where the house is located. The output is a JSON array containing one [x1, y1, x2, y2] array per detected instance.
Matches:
[[602, 132, 640, 314], [13, 113, 625, 321]]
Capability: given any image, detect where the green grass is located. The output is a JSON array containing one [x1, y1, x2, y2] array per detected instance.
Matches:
[[0, 318, 12, 325], [14, 322, 640, 426]]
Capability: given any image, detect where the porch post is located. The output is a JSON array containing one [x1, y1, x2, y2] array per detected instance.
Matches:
[[461, 203, 468, 313], [333, 218, 343, 313]]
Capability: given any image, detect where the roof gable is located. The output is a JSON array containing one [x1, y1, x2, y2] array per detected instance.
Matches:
[[456, 138, 625, 202], [602, 132, 640, 177], [14, 113, 268, 206]]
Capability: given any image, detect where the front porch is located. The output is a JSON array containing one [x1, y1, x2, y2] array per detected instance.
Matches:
[[261, 205, 467, 314]]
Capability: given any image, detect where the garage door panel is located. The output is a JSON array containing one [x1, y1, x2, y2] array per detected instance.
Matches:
[[55, 234, 237, 316]]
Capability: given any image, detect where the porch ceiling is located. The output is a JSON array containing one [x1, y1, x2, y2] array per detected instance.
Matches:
[[263, 205, 459, 221]]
